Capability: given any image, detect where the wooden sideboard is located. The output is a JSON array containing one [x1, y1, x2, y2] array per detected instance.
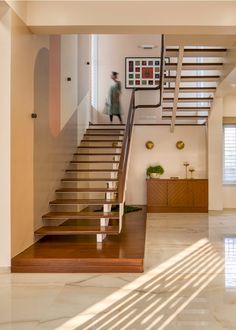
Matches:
[[147, 179, 208, 213]]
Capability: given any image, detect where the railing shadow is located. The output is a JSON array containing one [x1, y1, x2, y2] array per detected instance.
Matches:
[[55, 238, 224, 330]]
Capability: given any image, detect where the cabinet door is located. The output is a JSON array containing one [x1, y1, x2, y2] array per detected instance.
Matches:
[[168, 181, 190, 207], [147, 180, 168, 206], [191, 180, 208, 207]]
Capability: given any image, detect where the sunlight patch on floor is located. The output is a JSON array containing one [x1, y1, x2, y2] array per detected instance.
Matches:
[[54, 238, 224, 330]]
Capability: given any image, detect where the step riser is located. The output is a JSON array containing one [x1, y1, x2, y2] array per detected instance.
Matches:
[[78, 147, 122, 150], [61, 182, 116, 189], [81, 139, 123, 142], [66, 169, 119, 173], [43, 212, 119, 221], [69, 164, 119, 169], [75, 152, 121, 155], [74, 155, 121, 159], [56, 193, 117, 200], [64, 174, 118, 180], [50, 202, 118, 206], [89, 124, 125, 128], [50, 205, 90, 213], [61, 178, 118, 182]]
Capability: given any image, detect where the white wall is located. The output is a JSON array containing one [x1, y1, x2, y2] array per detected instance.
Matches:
[[5, 0, 27, 22], [208, 94, 236, 210], [77, 35, 91, 143], [60, 35, 78, 129], [208, 97, 224, 211], [223, 94, 236, 208], [126, 126, 207, 204], [78, 35, 90, 105], [223, 94, 236, 117], [97, 35, 162, 123], [25, 1, 236, 36], [0, 8, 11, 267]]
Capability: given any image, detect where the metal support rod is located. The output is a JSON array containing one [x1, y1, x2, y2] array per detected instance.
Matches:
[[170, 46, 184, 132]]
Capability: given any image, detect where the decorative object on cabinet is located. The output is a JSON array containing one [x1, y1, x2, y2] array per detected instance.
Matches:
[[176, 140, 185, 150], [145, 141, 154, 150], [189, 166, 195, 179], [146, 165, 164, 178], [183, 161, 190, 179]]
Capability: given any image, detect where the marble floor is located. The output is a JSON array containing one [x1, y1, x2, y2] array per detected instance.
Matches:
[[1, 212, 236, 330]]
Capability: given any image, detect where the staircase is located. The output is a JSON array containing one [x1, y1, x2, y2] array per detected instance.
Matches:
[[35, 123, 126, 242], [162, 46, 228, 129]]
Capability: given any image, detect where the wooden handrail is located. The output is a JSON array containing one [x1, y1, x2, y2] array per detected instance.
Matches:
[[117, 90, 135, 203], [117, 35, 165, 203]]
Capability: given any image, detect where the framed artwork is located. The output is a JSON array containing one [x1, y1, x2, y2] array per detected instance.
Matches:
[[125, 57, 161, 89], [125, 57, 170, 89]]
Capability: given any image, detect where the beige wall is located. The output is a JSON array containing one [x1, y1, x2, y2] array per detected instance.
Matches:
[[11, 11, 49, 257], [24, 1, 236, 35], [222, 94, 236, 209], [126, 125, 207, 204], [10, 16, 91, 257], [78, 35, 90, 105], [97, 34, 162, 123], [0, 8, 11, 267], [208, 94, 236, 210], [60, 35, 78, 129], [5, 0, 27, 22], [10, 10, 93, 257], [34, 47, 80, 230], [77, 35, 91, 142], [208, 97, 224, 211]]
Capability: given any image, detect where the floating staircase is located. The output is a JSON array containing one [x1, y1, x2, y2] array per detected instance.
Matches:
[[35, 123, 125, 242], [163, 46, 228, 126]]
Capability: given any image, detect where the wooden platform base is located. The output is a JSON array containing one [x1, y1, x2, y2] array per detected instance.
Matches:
[[11, 206, 146, 273]]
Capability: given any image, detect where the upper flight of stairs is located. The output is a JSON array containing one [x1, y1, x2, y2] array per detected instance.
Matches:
[[35, 123, 125, 239], [163, 47, 228, 124]]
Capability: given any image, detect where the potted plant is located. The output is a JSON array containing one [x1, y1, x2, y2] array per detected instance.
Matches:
[[146, 165, 164, 178]]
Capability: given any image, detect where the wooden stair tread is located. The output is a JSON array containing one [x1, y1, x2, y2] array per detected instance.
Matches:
[[165, 48, 227, 57], [166, 47, 227, 51], [164, 87, 216, 93], [86, 129, 124, 132], [166, 63, 223, 70], [77, 146, 122, 149], [56, 188, 117, 192], [74, 153, 121, 156], [164, 76, 220, 82], [70, 161, 120, 164], [163, 97, 213, 102], [42, 211, 119, 220], [165, 75, 220, 79], [66, 169, 118, 172], [49, 199, 119, 205], [81, 140, 123, 142], [61, 178, 118, 182], [35, 225, 119, 235], [89, 123, 125, 126], [163, 106, 210, 111], [84, 134, 124, 136], [163, 115, 208, 120]]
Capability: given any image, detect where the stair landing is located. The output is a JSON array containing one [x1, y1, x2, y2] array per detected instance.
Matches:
[[11, 206, 146, 273]]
